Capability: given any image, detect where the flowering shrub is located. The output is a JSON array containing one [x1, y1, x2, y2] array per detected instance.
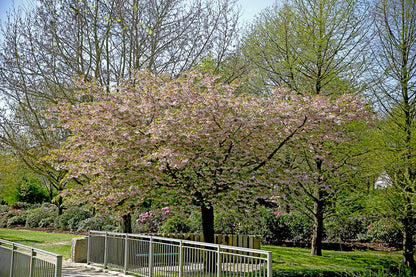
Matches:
[[366, 217, 402, 247], [136, 207, 171, 233], [0, 210, 22, 228]]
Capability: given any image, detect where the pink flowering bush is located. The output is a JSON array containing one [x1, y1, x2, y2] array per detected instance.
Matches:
[[136, 207, 171, 233]]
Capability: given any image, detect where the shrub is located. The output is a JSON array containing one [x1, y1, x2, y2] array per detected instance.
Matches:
[[39, 217, 55, 228], [24, 207, 57, 228], [185, 211, 203, 233], [259, 209, 313, 245], [284, 212, 313, 242], [260, 210, 291, 245], [325, 215, 364, 241], [366, 217, 402, 247], [6, 214, 26, 227], [160, 215, 191, 234], [214, 211, 239, 234], [0, 210, 22, 228], [54, 207, 92, 231], [77, 216, 118, 232], [16, 176, 50, 204]]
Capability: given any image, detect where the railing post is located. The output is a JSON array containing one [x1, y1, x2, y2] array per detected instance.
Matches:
[[29, 248, 36, 277], [10, 243, 15, 277], [267, 251, 272, 277], [104, 232, 108, 269], [87, 231, 91, 265], [124, 234, 128, 274], [217, 245, 221, 277], [148, 237, 154, 277], [179, 241, 183, 277], [55, 255, 62, 277]]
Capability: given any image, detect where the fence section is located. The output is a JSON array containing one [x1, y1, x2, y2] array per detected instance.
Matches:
[[0, 238, 62, 277], [88, 231, 272, 277]]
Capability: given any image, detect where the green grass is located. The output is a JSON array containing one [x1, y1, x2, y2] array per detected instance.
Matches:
[[0, 229, 406, 275], [262, 245, 403, 276], [0, 228, 83, 259]]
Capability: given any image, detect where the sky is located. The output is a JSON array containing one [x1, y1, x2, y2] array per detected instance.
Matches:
[[0, 0, 276, 25]]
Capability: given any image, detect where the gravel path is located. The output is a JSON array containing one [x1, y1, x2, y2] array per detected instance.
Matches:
[[62, 260, 129, 277]]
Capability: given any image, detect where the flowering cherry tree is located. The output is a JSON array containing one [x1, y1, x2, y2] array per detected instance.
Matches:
[[48, 70, 307, 238], [47, 69, 374, 243]]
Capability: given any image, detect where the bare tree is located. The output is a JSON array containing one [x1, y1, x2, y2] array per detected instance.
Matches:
[[0, 0, 240, 224]]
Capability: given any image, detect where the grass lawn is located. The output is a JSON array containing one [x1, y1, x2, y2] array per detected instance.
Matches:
[[0, 228, 84, 259], [262, 245, 403, 276], [0, 228, 405, 276]]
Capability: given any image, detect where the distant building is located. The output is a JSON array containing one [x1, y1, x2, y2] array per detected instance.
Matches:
[[374, 171, 393, 189]]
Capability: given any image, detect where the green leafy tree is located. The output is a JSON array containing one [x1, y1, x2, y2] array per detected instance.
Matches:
[[242, 0, 370, 95], [242, 0, 372, 256], [368, 0, 416, 270]]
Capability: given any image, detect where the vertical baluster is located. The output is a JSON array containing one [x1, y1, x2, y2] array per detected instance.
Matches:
[[149, 238, 154, 277], [55, 255, 62, 277], [104, 232, 108, 269], [217, 245, 221, 277], [124, 234, 128, 274], [87, 232, 91, 265], [29, 248, 35, 277], [179, 241, 183, 277], [266, 251, 271, 277]]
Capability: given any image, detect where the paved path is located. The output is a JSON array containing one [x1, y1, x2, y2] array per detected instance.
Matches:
[[62, 260, 128, 277]]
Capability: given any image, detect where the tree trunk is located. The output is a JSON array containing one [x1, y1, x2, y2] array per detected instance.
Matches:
[[201, 203, 215, 273], [201, 204, 215, 243], [120, 213, 132, 233], [56, 195, 63, 215], [311, 187, 324, 256], [402, 220, 416, 271]]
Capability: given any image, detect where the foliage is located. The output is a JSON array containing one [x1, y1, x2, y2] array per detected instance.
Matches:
[[260, 209, 313, 245], [76, 216, 118, 232], [366, 217, 403, 247], [25, 206, 57, 228], [54, 207, 92, 231], [160, 215, 191, 234], [0, 210, 22, 228], [214, 210, 240, 234], [16, 175, 50, 204], [47, 69, 316, 242]]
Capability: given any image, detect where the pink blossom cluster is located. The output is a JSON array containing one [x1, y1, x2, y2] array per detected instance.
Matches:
[[136, 207, 171, 233]]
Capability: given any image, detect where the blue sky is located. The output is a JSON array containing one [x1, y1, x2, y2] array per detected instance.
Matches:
[[0, 0, 276, 25]]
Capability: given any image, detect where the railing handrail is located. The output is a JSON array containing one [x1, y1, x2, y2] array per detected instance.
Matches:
[[0, 238, 63, 258], [89, 231, 269, 256]]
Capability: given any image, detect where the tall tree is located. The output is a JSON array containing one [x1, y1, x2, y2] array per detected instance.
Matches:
[[47, 70, 308, 243], [370, 0, 416, 270], [47, 69, 374, 245], [0, 0, 240, 224], [242, 0, 370, 95], [242, 0, 372, 256]]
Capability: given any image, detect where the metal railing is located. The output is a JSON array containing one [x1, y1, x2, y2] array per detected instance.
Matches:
[[0, 238, 62, 277], [88, 231, 272, 277]]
